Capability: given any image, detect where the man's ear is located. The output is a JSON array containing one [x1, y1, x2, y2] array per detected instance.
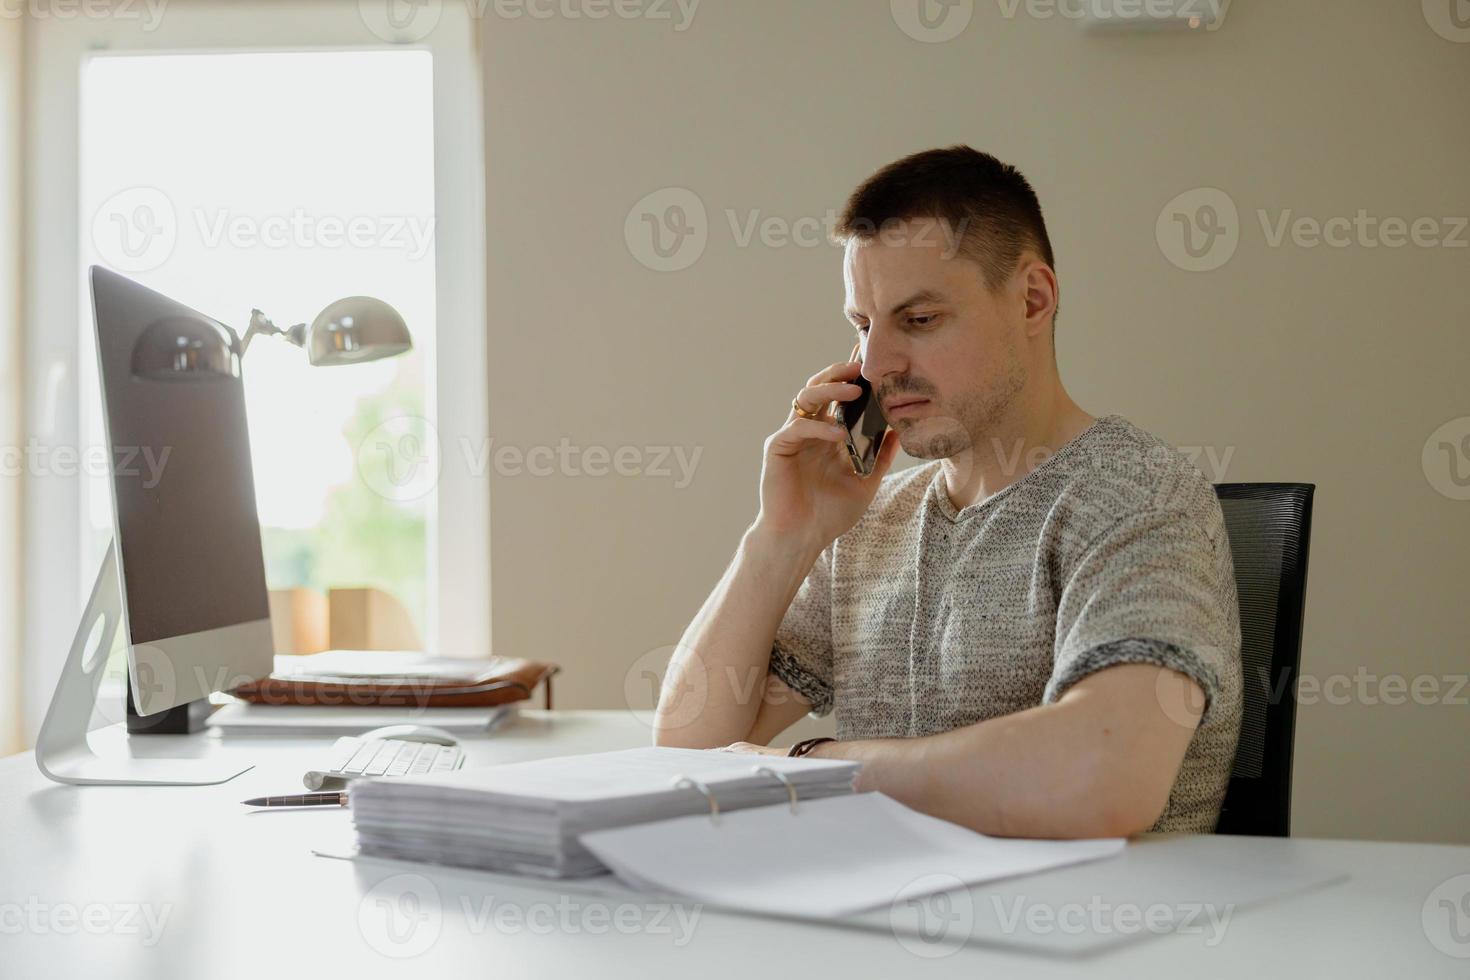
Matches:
[[1018, 259, 1058, 338]]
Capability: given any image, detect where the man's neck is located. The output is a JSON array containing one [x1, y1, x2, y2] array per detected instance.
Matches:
[[939, 393, 1096, 511]]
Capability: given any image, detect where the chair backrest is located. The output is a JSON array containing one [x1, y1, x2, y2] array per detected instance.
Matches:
[[1212, 483, 1315, 837]]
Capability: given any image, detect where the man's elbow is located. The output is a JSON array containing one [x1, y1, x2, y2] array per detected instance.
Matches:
[[651, 722, 708, 749], [1084, 770, 1171, 838]]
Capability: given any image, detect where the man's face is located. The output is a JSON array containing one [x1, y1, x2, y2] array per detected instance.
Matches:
[[843, 217, 1028, 461]]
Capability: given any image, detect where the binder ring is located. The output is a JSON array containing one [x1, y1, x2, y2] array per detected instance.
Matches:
[[671, 775, 721, 825], [753, 766, 800, 815]]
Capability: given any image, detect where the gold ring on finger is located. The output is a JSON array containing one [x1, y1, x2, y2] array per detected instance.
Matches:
[[791, 397, 823, 421]]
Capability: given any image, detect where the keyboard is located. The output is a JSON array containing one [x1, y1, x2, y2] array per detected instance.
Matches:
[[303, 736, 465, 790]]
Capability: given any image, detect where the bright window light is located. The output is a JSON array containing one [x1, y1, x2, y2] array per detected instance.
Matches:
[[78, 49, 437, 645]]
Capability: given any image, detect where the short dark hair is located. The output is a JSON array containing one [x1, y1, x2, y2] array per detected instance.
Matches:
[[835, 146, 1055, 295]]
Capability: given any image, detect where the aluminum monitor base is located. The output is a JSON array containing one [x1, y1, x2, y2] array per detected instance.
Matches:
[[34, 540, 253, 786]]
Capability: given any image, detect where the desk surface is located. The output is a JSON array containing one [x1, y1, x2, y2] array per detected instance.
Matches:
[[1, 709, 1467, 978]]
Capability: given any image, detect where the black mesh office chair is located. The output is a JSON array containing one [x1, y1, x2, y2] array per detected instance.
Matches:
[[1212, 483, 1315, 837]]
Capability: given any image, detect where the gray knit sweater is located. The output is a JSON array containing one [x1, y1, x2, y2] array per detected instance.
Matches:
[[769, 414, 1242, 833]]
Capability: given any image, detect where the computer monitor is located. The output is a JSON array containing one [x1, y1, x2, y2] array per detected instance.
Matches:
[[91, 266, 275, 716], [34, 268, 273, 785]]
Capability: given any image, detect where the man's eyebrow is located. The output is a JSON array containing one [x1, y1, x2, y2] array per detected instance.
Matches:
[[845, 289, 948, 320]]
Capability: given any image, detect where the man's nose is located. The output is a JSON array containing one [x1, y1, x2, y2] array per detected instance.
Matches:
[[859, 326, 904, 385]]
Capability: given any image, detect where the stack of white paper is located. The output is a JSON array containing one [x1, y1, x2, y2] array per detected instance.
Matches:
[[349, 747, 860, 878]]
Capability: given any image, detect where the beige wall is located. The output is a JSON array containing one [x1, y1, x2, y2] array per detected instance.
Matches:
[[480, 1, 1470, 843], [1, 18, 23, 757]]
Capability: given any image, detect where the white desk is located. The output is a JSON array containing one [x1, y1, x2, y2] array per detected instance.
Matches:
[[1, 710, 1466, 978]]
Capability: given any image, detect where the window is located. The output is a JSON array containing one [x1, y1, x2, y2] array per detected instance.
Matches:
[[23, 2, 488, 738], [81, 49, 437, 641]]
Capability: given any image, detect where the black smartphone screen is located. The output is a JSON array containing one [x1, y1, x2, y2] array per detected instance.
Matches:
[[838, 370, 887, 475]]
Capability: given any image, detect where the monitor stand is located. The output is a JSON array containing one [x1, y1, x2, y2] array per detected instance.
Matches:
[[35, 540, 254, 786]]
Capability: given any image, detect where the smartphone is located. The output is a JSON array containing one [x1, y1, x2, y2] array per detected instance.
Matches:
[[836, 344, 887, 476]]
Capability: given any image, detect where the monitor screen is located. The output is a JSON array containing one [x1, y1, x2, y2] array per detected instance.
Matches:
[[91, 266, 274, 715]]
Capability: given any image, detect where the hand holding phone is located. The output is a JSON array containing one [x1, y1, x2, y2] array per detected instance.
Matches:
[[751, 347, 898, 554]]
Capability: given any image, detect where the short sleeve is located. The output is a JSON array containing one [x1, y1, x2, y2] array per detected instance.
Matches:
[[767, 543, 835, 716], [1046, 507, 1240, 723]]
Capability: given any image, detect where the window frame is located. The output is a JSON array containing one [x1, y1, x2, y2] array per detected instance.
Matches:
[[21, 0, 490, 740]]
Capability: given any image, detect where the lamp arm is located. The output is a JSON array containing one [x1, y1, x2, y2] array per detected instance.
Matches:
[[238, 310, 308, 358], [238, 309, 280, 357]]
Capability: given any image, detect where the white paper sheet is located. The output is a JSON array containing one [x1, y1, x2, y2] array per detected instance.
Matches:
[[579, 791, 1125, 918]]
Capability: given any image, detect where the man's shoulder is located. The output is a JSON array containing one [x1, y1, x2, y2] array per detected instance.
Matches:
[[1057, 415, 1226, 539]]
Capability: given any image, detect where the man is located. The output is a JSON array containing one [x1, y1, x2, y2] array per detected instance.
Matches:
[[654, 146, 1241, 838]]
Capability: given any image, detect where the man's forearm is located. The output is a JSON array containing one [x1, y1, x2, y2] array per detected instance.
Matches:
[[654, 526, 821, 748], [806, 678, 1186, 839]]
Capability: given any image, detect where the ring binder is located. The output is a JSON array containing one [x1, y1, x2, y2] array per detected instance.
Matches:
[[753, 766, 800, 814], [671, 775, 721, 825]]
